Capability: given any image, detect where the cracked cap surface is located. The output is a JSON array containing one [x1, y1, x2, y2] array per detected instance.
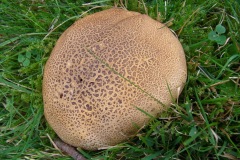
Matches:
[[43, 8, 187, 150]]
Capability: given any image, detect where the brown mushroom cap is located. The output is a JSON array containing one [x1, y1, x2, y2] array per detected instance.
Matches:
[[43, 8, 187, 150]]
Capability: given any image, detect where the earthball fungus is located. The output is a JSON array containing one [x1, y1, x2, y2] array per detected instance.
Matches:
[[43, 8, 187, 150]]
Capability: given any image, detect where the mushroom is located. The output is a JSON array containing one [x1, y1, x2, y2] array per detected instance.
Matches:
[[43, 8, 187, 151]]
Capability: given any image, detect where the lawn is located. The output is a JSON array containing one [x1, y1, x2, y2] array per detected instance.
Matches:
[[0, 0, 239, 159]]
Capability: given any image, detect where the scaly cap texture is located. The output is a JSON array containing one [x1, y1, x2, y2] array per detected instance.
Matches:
[[43, 8, 187, 150]]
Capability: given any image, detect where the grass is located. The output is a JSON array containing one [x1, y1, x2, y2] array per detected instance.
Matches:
[[0, 0, 239, 159]]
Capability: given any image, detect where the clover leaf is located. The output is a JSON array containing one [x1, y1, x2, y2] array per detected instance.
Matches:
[[216, 35, 227, 45], [18, 52, 31, 67], [18, 54, 25, 63], [208, 24, 227, 45], [208, 31, 218, 41], [215, 24, 226, 34]]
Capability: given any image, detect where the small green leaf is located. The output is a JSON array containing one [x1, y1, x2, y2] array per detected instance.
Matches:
[[189, 126, 197, 137], [208, 31, 218, 41], [26, 51, 31, 58], [216, 35, 226, 45], [23, 59, 30, 66], [215, 24, 226, 34], [35, 54, 41, 61], [18, 54, 25, 62]]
